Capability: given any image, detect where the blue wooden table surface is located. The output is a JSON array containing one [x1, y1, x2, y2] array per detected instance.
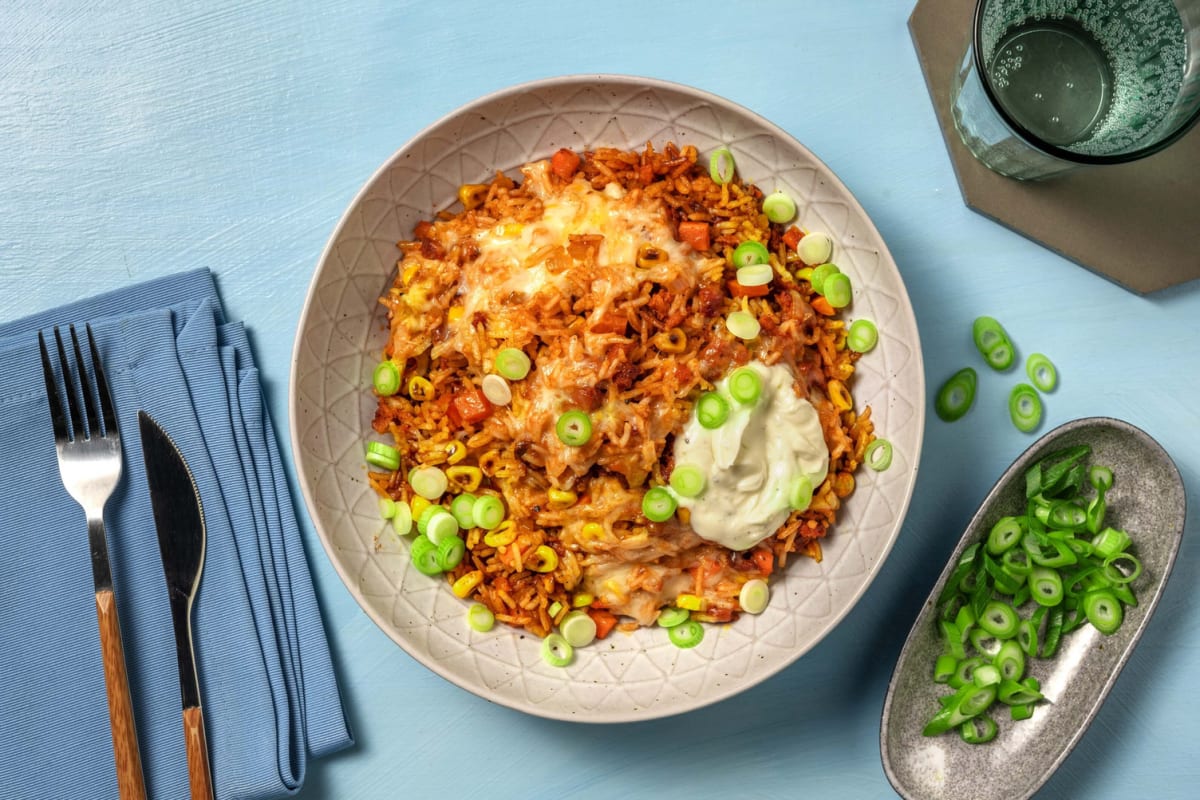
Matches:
[[3, 1, 1197, 798]]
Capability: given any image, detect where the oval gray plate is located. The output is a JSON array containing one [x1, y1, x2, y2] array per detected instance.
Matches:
[[880, 417, 1186, 800]]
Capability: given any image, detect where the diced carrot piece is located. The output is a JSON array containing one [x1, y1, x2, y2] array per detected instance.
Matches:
[[588, 608, 619, 639], [811, 296, 835, 316], [727, 279, 771, 298], [590, 312, 628, 334], [677, 221, 711, 252], [751, 547, 774, 576], [550, 148, 582, 180], [448, 387, 494, 427], [782, 226, 804, 250]]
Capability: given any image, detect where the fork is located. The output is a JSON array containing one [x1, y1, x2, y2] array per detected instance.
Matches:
[[39, 324, 148, 800]]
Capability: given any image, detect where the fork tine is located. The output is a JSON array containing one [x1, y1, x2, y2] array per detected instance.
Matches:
[[69, 324, 102, 440], [53, 326, 86, 442], [38, 330, 69, 442], [84, 323, 119, 438]]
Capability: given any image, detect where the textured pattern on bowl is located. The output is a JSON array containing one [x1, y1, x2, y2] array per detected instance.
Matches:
[[880, 417, 1186, 799], [290, 74, 926, 721]]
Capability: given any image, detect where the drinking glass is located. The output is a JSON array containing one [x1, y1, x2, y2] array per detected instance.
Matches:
[[952, 0, 1200, 180]]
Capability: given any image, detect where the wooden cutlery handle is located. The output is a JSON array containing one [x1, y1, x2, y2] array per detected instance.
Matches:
[[95, 589, 148, 800], [183, 705, 214, 800]]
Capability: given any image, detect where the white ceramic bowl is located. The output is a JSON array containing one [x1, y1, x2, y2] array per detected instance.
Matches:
[[290, 74, 925, 721]]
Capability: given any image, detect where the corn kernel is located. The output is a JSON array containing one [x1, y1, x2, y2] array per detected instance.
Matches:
[[827, 379, 853, 411], [483, 521, 516, 547], [652, 327, 687, 354], [443, 440, 467, 465], [447, 305, 464, 324], [409, 495, 431, 522], [529, 545, 559, 573], [636, 243, 668, 269], [547, 488, 577, 509], [402, 263, 419, 285], [446, 465, 483, 492], [498, 223, 523, 237], [579, 522, 606, 542], [457, 183, 489, 211], [572, 593, 594, 608], [452, 570, 484, 598], [408, 375, 434, 401], [675, 593, 706, 611]]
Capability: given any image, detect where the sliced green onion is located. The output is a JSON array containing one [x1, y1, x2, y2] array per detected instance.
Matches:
[[809, 263, 840, 295], [559, 610, 598, 648], [410, 465, 448, 499], [1025, 353, 1057, 391], [960, 715, 997, 744], [986, 517, 1023, 555], [409, 535, 443, 576], [1088, 465, 1114, 494], [548, 601, 563, 618], [668, 619, 704, 649], [365, 440, 401, 471], [951, 656, 984, 689], [391, 501, 414, 536], [426, 511, 460, 546], [709, 147, 736, 184], [732, 240, 770, 267], [494, 347, 532, 381], [1085, 496, 1106, 534], [935, 367, 977, 422], [642, 487, 677, 522], [541, 633, 574, 667], [796, 232, 833, 266], [994, 640, 1025, 682], [1009, 383, 1042, 433], [847, 319, 878, 353], [1001, 546, 1031, 575], [450, 493, 477, 529], [415, 504, 442, 536], [864, 438, 893, 471], [728, 366, 763, 405], [934, 654, 958, 684], [555, 409, 593, 446], [1102, 553, 1142, 585], [822, 272, 852, 308], [1010, 703, 1035, 721], [1029, 566, 1064, 606], [656, 607, 690, 628], [762, 190, 796, 223], [467, 603, 495, 632], [373, 360, 402, 396], [435, 535, 465, 571], [1048, 501, 1087, 530], [972, 316, 1014, 371], [972, 664, 1001, 687], [378, 497, 397, 519], [922, 684, 996, 736], [736, 263, 774, 287], [985, 341, 1015, 371], [997, 678, 1043, 705], [739, 579, 770, 614], [471, 494, 505, 530], [695, 392, 730, 429], [481, 374, 512, 406], [1091, 527, 1132, 559], [788, 475, 814, 512], [1041, 605, 1065, 658], [725, 310, 760, 340], [1016, 618, 1038, 657], [669, 464, 706, 498]]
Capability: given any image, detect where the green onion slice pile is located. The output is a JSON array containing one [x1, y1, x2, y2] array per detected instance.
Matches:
[[923, 445, 1142, 744], [972, 316, 1015, 371]]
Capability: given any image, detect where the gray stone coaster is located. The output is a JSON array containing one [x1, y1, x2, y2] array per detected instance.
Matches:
[[909, 0, 1200, 294]]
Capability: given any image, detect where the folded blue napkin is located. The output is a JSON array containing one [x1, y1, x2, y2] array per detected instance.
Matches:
[[0, 269, 352, 799]]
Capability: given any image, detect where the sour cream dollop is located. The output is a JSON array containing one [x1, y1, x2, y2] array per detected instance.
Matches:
[[673, 361, 829, 552]]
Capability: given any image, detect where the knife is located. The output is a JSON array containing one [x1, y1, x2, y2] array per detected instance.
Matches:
[[138, 411, 214, 800]]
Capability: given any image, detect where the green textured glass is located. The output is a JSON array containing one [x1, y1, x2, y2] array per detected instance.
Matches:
[[951, 0, 1200, 180]]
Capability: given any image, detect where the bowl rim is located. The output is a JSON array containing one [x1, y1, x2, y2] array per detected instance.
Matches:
[[289, 73, 926, 721]]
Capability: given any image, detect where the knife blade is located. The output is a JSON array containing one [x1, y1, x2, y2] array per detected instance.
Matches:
[[138, 411, 214, 800]]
